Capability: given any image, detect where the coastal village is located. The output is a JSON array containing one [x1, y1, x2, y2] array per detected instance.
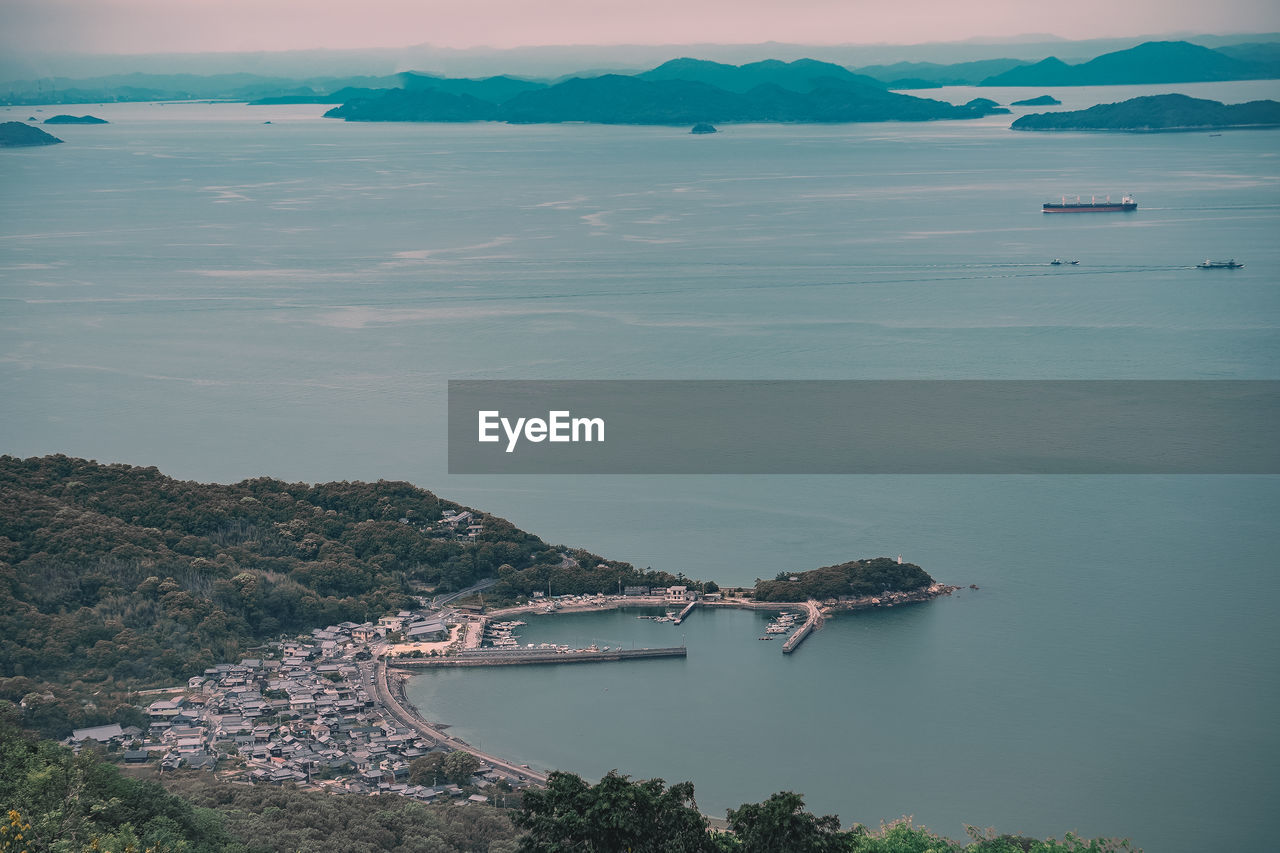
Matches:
[[59, 578, 956, 806], [62, 607, 527, 806]]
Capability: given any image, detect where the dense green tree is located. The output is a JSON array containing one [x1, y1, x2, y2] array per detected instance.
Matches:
[[726, 791, 852, 853], [515, 770, 717, 853], [442, 750, 481, 785]]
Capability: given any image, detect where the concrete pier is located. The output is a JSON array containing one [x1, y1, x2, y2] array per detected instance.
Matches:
[[390, 646, 687, 667], [673, 601, 697, 624], [781, 600, 823, 654]]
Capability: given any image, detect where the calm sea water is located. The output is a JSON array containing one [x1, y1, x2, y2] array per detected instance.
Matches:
[[3, 82, 1279, 851]]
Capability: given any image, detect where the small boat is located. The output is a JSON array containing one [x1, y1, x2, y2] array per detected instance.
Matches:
[[1050, 259, 1079, 266], [1196, 259, 1244, 269]]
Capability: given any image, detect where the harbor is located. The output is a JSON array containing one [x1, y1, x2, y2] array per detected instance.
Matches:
[[425, 583, 958, 664]]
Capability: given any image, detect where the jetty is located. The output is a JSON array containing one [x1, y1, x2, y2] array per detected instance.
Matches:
[[781, 600, 824, 654], [673, 600, 697, 624], [390, 646, 687, 667]]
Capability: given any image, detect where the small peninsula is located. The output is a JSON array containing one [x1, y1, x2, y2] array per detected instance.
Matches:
[[1011, 93, 1280, 132], [0, 120, 63, 146], [43, 114, 109, 124]]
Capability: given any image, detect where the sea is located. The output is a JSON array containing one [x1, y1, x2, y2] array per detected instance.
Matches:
[[2, 80, 1278, 851]]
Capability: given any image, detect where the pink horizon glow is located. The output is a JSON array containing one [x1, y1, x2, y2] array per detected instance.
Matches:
[[3, 0, 1278, 55]]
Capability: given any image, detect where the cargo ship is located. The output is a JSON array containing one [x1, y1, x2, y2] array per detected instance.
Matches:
[[1043, 194, 1137, 213]]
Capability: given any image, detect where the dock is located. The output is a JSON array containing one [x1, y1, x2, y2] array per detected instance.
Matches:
[[673, 601, 697, 625], [390, 646, 687, 667]]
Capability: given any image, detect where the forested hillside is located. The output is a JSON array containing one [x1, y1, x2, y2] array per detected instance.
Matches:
[[0, 455, 685, 699]]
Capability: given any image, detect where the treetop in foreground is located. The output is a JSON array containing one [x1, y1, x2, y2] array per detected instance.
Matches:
[[512, 770, 1141, 852]]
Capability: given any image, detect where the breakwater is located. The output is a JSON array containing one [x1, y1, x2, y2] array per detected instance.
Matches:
[[782, 618, 814, 654], [391, 646, 687, 667]]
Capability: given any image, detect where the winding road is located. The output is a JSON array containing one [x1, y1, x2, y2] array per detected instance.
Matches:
[[366, 657, 550, 787]]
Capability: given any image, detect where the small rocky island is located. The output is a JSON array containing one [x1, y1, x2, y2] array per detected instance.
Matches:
[[1011, 94, 1061, 106], [0, 121, 63, 147], [691, 122, 717, 134], [1011, 93, 1280, 131], [43, 114, 109, 124]]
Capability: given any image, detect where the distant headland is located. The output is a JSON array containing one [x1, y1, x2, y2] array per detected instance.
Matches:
[[1012, 93, 1280, 132]]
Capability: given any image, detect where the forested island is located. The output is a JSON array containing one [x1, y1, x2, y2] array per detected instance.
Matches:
[[42, 114, 108, 124], [1011, 93, 1280, 131], [1010, 95, 1061, 106], [0, 120, 62, 146], [323, 58, 1005, 124]]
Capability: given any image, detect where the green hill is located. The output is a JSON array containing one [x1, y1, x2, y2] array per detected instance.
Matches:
[[398, 71, 547, 102], [857, 58, 1028, 86], [754, 557, 933, 602], [324, 88, 500, 121], [638, 57, 885, 93], [0, 454, 691, 692]]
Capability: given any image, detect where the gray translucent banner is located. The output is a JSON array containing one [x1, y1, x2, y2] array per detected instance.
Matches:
[[448, 380, 1280, 474]]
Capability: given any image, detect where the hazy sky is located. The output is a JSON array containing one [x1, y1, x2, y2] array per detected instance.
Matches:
[[4, 0, 1279, 54]]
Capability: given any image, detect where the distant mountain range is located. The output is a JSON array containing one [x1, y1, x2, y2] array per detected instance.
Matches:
[[981, 41, 1280, 86], [324, 61, 1002, 125], [5, 39, 1278, 109], [1011, 93, 1280, 131]]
